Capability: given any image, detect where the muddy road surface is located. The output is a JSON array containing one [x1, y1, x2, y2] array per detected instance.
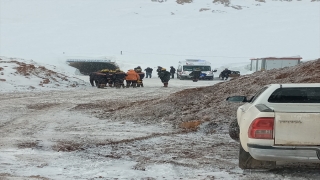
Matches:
[[0, 78, 319, 180]]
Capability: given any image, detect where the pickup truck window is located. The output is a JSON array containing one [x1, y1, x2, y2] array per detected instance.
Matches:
[[268, 87, 320, 103], [250, 87, 269, 103]]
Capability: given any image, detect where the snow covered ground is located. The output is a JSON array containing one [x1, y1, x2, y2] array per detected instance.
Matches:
[[1, 0, 320, 179], [1, 0, 319, 78]]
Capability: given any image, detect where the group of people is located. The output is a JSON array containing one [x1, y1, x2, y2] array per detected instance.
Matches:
[[89, 65, 230, 88], [89, 65, 175, 88], [89, 66, 145, 88], [143, 66, 176, 79], [144, 66, 176, 87]]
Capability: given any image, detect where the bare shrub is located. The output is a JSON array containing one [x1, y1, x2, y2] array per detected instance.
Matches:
[[213, 0, 230, 6], [27, 103, 59, 110], [199, 8, 211, 12], [179, 120, 203, 130], [14, 62, 36, 76], [231, 5, 242, 10], [52, 141, 85, 152], [151, 0, 166, 2], [17, 141, 38, 149], [176, 0, 193, 5], [42, 78, 50, 84]]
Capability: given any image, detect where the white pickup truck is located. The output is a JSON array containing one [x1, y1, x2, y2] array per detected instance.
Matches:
[[227, 83, 320, 169]]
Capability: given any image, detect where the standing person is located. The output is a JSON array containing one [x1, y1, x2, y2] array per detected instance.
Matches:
[[95, 72, 108, 88], [158, 68, 171, 87], [125, 69, 140, 88], [135, 68, 145, 87], [107, 69, 116, 87], [156, 66, 162, 78], [189, 68, 201, 82], [144, 67, 153, 78], [89, 71, 99, 87], [221, 68, 231, 80], [169, 66, 176, 79], [134, 66, 141, 72], [113, 69, 127, 88]]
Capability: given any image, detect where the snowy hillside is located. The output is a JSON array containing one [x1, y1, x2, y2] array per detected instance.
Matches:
[[0, 57, 88, 92], [0, 0, 319, 91], [0, 0, 320, 67]]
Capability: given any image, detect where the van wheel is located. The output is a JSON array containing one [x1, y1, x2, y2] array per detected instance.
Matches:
[[239, 143, 276, 169]]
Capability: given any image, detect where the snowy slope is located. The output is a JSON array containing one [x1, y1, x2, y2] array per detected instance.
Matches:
[[0, 0, 319, 91]]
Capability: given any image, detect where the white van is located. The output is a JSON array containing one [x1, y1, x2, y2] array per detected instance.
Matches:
[[177, 59, 214, 80]]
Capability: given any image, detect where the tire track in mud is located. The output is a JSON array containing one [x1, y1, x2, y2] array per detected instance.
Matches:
[[0, 102, 75, 149], [0, 88, 176, 151], [86, 131, 239, 171], [53, 129, 193, 152]]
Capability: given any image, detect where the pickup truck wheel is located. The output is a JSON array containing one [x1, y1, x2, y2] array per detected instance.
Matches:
[[239, 143, 276, 169], [229, 120, 239, 141]]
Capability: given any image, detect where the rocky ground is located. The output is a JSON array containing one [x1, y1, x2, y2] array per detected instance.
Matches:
[[0, 59, 320, 179]]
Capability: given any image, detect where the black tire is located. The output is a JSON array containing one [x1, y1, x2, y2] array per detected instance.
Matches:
[[239, 143, 276, 169], [229, 120, 240, 141]]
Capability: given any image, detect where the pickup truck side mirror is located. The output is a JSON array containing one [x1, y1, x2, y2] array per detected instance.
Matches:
[[226, 96, 248, 102], [212, 69, 217, 72]]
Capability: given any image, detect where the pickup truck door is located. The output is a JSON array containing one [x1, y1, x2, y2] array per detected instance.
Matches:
[[274, 112, 320, 145]]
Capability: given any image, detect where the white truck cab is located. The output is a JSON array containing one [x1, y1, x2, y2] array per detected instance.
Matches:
[[177, 59, 214, 80]]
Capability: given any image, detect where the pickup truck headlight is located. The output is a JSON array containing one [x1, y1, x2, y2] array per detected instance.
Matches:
[[248, 117, 274, 139]]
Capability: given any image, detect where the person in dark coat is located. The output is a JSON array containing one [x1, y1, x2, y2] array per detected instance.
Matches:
[[144, 67, 153, 78], [220, 68, 231, 80], [156, 66, 162, 78], [169, 66, 176, 79], [189, 68, 201, 82], [134, 66, 141, 72], [113, 70, 127, 88], [93, 72, 108, 88], [158, 68, 171, 87], [135, 68, 145, 87], [106, 70, 115, 87], [89, 72, 99, 87]]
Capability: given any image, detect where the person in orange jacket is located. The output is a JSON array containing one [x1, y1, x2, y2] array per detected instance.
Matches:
[[125, 69, 140, 88]]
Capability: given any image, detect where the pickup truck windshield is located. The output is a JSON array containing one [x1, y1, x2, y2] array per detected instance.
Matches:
[[268, 87, 320, 103]]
